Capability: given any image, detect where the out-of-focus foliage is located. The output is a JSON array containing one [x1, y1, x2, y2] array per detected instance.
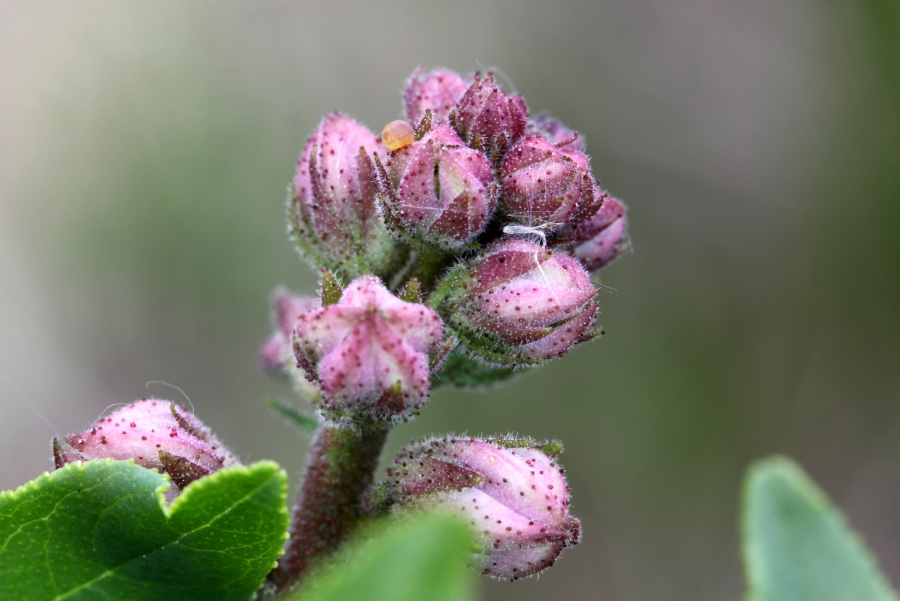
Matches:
[[742, 457, 898, 601], [287, 514, 474, 601], [1, 2, 899, 600]]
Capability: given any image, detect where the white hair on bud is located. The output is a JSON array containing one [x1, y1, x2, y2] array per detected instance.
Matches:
[[145, 381, 195, 414], [0, 369, 61, 438]]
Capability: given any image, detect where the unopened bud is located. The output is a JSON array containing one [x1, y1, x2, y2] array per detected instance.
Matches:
[[53, 400, 239, 498], [455, 72, 528, 160], [437, 239, 598, 366], [573, 193, 630, 271], [378, 124, 496, 248], [289, 113, 402, 280], [404, 67, 470, 125], [292, 275, 444, 425], [527, 113, 586, 153], [500, 136, 599, 231], [381, 436, 581, 580], [260, 288, 319, 376]]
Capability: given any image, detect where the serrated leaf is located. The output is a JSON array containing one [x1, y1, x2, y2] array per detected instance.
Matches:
[[288, 514, 476, 601], [0, 459, 289, 601], [742, 456, 899, 601]]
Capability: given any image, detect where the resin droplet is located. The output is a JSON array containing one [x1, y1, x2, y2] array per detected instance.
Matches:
[[382, 120, 415, 151]]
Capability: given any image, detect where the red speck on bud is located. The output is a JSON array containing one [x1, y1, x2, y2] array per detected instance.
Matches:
[[573, 193, 631, 271], [383, 436, 581, 581], [292, 276, 444, 426], [404, 67, 470, 125], [379, 124, 497, 248], [53, 400, 239, 498]]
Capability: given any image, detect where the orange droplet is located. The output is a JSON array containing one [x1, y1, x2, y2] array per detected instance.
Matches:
[[382, 120, 415, 151]]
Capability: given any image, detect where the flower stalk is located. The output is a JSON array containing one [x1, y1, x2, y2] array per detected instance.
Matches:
[[269, 423, 389, 592]]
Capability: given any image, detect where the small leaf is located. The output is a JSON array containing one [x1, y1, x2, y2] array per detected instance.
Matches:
[[399, 278, 422, 304], [432, 351, 516, 387], [321, 268, 343, 306], [288, 514, 476, 601], [0, 459, 289, 601], [266, 397, 319, 433], [742, 456, 899, 601]]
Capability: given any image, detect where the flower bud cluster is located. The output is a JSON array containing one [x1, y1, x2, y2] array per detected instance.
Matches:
[[53, 400, 238, 498], [378, 436, 580, 580], [267, 66, 633, 417]]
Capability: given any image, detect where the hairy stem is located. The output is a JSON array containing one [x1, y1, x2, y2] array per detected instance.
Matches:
[[407, 244, 455, 293], [268, 423, 389, 592]]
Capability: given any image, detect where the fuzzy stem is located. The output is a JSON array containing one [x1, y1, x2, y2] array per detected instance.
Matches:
[[268, 423, 389, 593], [407, 244, 454, 293]]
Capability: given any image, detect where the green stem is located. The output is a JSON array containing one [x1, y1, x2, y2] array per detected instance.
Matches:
[[407, 244, 454, 293], [268, 424, 390, 593]]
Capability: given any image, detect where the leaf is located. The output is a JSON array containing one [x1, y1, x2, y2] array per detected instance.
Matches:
[[0, 459, 289, 601], [266, 397, 319, 433], [288, 514, 476, 601], [432, 351, 516, 388], [320, 268, 343, 306], [742, 456, 899, 601]]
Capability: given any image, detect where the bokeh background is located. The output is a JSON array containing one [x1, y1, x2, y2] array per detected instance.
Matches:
[[2, 2, 898, 600]]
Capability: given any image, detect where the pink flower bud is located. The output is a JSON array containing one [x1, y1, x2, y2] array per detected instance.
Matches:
[[573, 193, 630, 271], [260, 288, 320, 376], [53, 400, 239, 497], [378, 124, 497, 248], [404, 67, 470, 125], [441, 239, 598, 365], [500, 135, 600, 230], [289, 113, 401, 279], [455, 72, 528, 158], [292, 276, 444, 425], [527, 113, 586, 153], [382, 436, 581, 580]]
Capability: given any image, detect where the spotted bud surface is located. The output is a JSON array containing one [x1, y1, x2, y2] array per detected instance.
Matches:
[[53, 400, 239, 498], [527, 113, 586, 153], [292, 275, 444, 425], [500, 135, 600, 231], [382, 436, 581, 580], [438, 239, 598, 366], [289, 113, 402, 280], [404, 67, 470, 125], [379, 124, 496, 248], [455, 72, 528, 160], [573, 193, 630, 271]]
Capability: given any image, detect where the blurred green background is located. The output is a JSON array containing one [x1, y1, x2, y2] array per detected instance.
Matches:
[[1, 2, 898, 600]]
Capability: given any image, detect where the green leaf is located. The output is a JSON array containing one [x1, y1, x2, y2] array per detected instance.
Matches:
[[399, 278, 422, 304], [320, 267, 343, 306], [288, 514, 476, 601], [267, 397, 319, 433], [432, 351, 516, 388], [742, 456, 899, 601], [0, 459, 289, 601]]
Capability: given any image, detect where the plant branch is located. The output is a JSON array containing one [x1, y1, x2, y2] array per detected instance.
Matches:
[[267, 423, 390, 593]]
